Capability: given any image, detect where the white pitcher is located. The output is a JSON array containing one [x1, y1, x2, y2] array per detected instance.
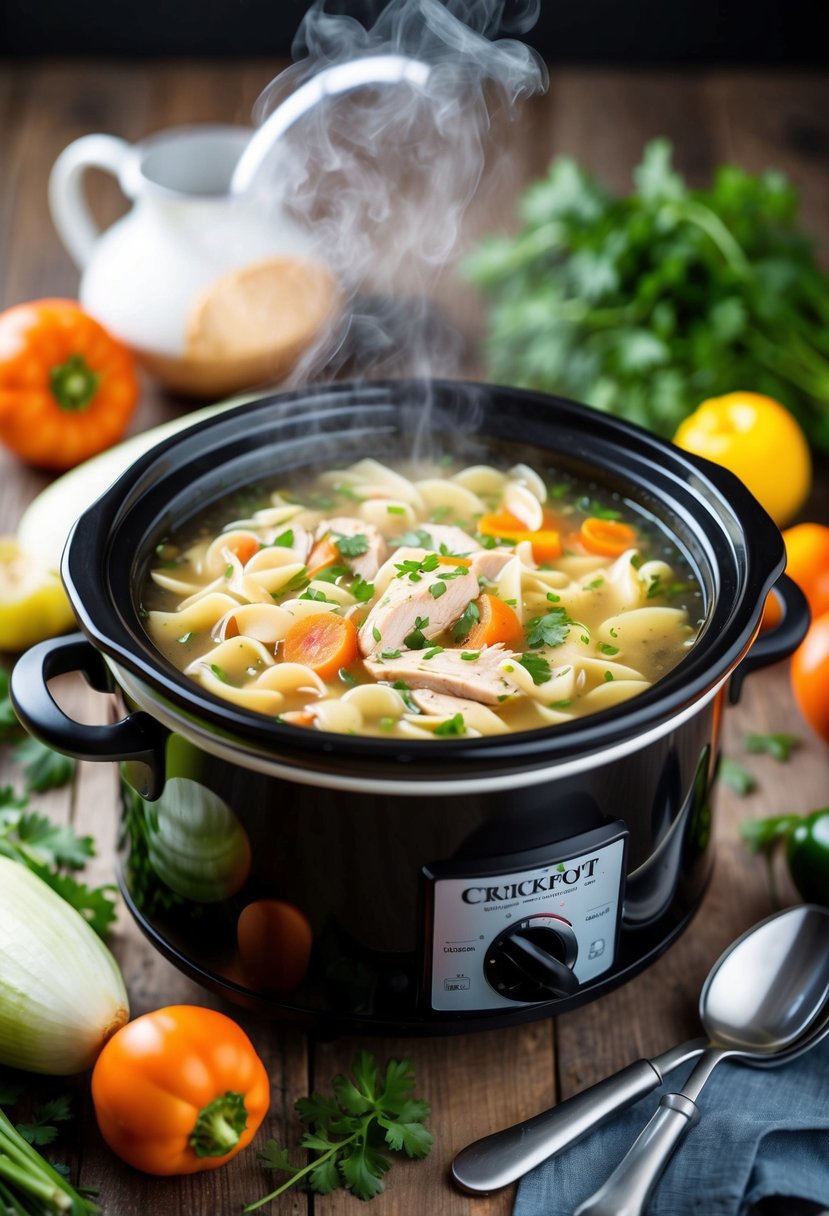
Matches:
[[49, 124, 336, 395]]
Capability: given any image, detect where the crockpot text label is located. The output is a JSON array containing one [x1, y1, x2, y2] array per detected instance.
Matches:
[[461, 858, 599, 904]]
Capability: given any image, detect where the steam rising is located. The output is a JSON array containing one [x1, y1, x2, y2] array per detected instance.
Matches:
[[249, 0, 547, 385]]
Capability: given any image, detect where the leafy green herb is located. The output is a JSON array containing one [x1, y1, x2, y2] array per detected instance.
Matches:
[[379, 649, 402, 661], [720, 756, 758, 796], [314, 564, 350, 583], [177, 631, 193, 644], [12, 736, 75, 794], [390, 528, 435, 549], [244, 1051, 431, 1208], [224, 563, 234, 579], [332, 482, 364, 503], [395, 554, 440, 582], [273, 569, 310, 598], [335, 533, 370, 558], [422, 647, 444, 661], [0, 1090, 96, 1214], [460, 651, 480, 662], [603, 671, 615, 682], [386, 505, 406, 516], [433, 713, 465, 737], [351, 575, 376, 602], [465, 138, 829, 451], [299, 588, 334, 603], [210, 663, 228, 683], [452, 600, 480, 643], [272, 529, 294, 548], [744, 733, 800, 762], [526, 608, 571, 649], [371, 626, 382, 643], [403, 617, 430, 650], [429, 581, 447, 599], [598, 642, 620, 656], [518, 653, 552, 685], [338, 667, 358, 687], [391, 682, 419, 713]]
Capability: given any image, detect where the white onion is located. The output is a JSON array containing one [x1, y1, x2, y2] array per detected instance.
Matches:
[[0, 858, 129, 1074]]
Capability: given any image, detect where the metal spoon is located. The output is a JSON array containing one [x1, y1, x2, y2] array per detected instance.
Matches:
[[575, 903, 829, 1216], [451, 904, 829, 1196]]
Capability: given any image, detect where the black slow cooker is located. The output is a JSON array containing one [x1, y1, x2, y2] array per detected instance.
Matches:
[[11, 380, 808, 1034]]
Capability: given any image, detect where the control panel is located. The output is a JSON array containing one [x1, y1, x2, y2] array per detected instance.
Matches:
[[423, 823, 627, 1012]]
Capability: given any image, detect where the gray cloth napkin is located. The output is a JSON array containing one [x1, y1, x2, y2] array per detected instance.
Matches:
[[513, 1033, 829, 1216]]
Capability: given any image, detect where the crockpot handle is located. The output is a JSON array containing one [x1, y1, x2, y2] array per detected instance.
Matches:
[[10, 632, 167, 800], [728, 574, 809, 705]]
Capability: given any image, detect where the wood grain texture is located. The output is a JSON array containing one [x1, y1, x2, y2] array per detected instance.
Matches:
[[0, 59, 827, 1216]]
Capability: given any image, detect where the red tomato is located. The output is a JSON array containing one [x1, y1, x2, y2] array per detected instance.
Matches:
[[791, 611, 829, 744]]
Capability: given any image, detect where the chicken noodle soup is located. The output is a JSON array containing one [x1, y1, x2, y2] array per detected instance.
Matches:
[[143, 458, 703, 738]]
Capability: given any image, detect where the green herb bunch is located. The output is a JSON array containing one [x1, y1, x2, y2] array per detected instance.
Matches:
[[464, 139, 829, 450], [245, 1051, 432, 1208]]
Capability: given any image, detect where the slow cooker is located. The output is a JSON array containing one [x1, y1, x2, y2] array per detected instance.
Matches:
[[11, 379, 808, 1034]]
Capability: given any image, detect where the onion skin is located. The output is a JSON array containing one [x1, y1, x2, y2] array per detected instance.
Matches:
[[0, 857, 129, 1074]]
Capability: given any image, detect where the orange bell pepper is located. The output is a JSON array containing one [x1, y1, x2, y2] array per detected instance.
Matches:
[[91, 1005, 269, 1175], [0, 298, 138, 470]]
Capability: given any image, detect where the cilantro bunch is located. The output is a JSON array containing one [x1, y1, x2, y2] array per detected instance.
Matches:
[[464, 139, 829, 450], [245, 1051, 432, 1208]]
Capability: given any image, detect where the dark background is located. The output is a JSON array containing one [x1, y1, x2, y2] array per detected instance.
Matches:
[[2, 0, 828, 63]]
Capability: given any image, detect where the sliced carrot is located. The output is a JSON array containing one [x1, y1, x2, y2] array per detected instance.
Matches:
[[306, 537, 340, 578], [478, 512, 560, 563], [478, 511, 527, 541], [580, 517, 637, 556], [280, 709, 317, 727], [282, 612, 358, 682], [466, 593, 524, 649], [229, 535, 260, 566], [437, 554, 472, 567]]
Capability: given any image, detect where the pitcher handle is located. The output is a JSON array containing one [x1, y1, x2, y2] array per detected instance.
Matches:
[[48, 134, 131, 269]]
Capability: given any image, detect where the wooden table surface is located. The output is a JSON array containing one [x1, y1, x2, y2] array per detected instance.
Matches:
[[1, 58, 828, 1216]]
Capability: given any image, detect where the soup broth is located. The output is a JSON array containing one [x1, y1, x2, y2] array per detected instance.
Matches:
[[142, 457, 703, 738]]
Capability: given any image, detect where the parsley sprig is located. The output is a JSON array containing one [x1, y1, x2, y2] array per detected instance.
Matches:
[[244, 1051, 432, 1209], [466, 138, 829, 450], [526, 607, 572, 649]]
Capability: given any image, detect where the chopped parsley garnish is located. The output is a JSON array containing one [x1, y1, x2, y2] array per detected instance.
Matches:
[[209, 664, 228, 682], [335, 533, 370, 558], [647, 574, 663, 599], [598, 642, 620, 656], [332, 482, 363, 502], [224, 563, 234, 579], [526, 607, 571, 648], [603, 671, 615, 682], [386, 505, 406, 516], [392, 681, 419, 712], [177, 632, 192, 644], [299, 588, 334, 602], [314, 564, 349, 583], [584, 577, 604, 590], [379, 648, 402, 660], [391, 528, 435, 549], [434, 713, 465, 737], [404, 616, 430, 649], [519, 653, 552, 685], [272, 529, 294, 548], [351, 575, 375, 602], [429, 581, 447, 599], [371, 625, 382, 643], [460, 651, 480, 661], [273, 569, 310, 597], [452, 600, 480, 642], [422, 647, 444, 661], [395, 554, 440, 581], [338, 667, 357, 686]]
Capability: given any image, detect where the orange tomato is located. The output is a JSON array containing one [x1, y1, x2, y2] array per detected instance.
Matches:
[[782, 523, 829, 620], [237, 899, 313, 991], [791, 611, 829, 744], [91, 1005, 269, 1175], [0, 299, 138, 470]]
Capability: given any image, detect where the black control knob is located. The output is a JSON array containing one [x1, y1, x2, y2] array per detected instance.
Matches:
[[484, 914, 579, 1002]]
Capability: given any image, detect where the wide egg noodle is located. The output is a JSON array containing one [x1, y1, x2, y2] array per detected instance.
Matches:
[[148, 592, 240, 643], [413, 478, 485, 518]]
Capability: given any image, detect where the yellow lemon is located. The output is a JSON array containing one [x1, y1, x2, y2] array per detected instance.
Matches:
[[0, 537, 75, 652], [673, 392, 812, 527]]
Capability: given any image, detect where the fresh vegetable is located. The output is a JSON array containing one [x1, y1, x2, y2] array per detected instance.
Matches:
[[244, 1049, 431, 1208], [307, 537, 340, 578], [0, 537, 75, 651], [719, 756, 757, 796], [791, 611, 829, 744], [282, 612, 359, 682], [673, 392, 812, 527], [741, 806, 829, 905], [781, 522, 829, 619], [579, 517, 637, 557], [0, 299, 139, 470], [0, 786, 117, 937], [464, 139, 829, 452], [743, 732, 800, 762], [237, 899, 313, 990], [477, 511, 561, 562], [1, 1095, 97, 1216], [465, 592, 524, 649], [91, 1005, 269, 1176], [0, 856, 128, 1074]]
